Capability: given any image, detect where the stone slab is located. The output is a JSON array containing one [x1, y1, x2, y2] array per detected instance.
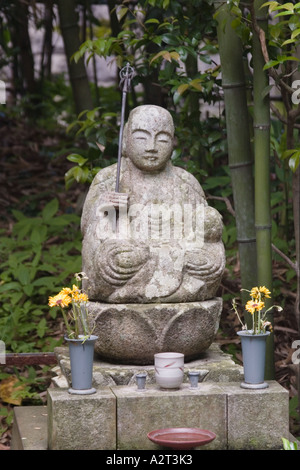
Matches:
[[52, 342, 244, 389], [113, 382, 227, 450], [10, 405, 48, 450], [225, 381, 290, 450], [47, 388, 116, 450]]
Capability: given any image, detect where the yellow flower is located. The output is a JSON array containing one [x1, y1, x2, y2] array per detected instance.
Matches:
[[76, 292, 89, 302], [250, 286, 271, 300], [245, 300, 265, 315], [60, 287, 72, 295], [258, 286, 271, 299], [250, 287, 260, 299], [48, 293, 72, 308]]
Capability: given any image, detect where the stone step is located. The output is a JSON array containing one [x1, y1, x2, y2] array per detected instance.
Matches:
[[10, 405, 48, 450]]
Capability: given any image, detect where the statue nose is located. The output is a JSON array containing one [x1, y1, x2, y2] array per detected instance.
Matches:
[[145, 137, 158, 152]]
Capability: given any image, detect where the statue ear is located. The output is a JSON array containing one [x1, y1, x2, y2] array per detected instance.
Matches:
[[122, 123, 128, 157]]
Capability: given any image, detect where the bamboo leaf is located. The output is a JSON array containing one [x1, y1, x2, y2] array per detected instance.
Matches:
[[117, 7, 128, 21], [261, 1, 280, 9], [261, 84, 273, 99], [282, 149, 297, 159], [67, 154, 88, 166], [263, 1, 293, 10], [274, 10, 294, 17], [263, 55, 299, 70], [291, 28, 300, 39], [279, 2, 295, 10], [289, 151, 300, 172], [162, 51, 172, 62], [150, 50, 165, 64], [145, 18, 160, 24], [177, 83, 189, 95], [169, 51, 180, 62], [173, 90, 182, 105], [150, 50, 179, 64], [282, 149, 300, 172], [190, 79, 203, 91], [263, 59, 281, 70], [161, 33, 179, 46], [281, 39, 295, 46]]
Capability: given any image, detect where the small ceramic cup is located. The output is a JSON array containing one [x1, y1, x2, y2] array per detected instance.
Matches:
[[188, 370, 200, 389], [154, 352, 184, 390], [136, 373, 147, 391]]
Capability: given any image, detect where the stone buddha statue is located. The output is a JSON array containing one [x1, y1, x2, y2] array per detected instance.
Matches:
[[81, 105, 225, 364], [81, 105, 225, 304]]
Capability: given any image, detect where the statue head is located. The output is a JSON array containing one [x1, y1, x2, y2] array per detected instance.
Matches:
[[122, 105, 175, 172]]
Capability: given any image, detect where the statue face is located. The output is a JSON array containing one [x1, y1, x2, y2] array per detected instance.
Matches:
[[125, 107, 174, 172]]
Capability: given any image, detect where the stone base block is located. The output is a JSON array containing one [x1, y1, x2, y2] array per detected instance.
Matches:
[[226, 382, 290, 450], [113, 382, 227, 450], [88, 298, 223, 364], [47, 388, 116, 450]]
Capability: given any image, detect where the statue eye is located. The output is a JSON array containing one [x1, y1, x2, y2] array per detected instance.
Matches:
[[157, 133, 170, 143], [133, 131, 148, 140]]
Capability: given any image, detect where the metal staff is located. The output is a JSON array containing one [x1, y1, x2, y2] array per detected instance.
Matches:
[[115, 63, 134, 192]]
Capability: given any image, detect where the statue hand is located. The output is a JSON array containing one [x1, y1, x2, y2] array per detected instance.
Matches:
[[109, 243, 149, 271], [99, 241, 149, 286], [185, 247, 223, 280], [102, 191, 129, 211]]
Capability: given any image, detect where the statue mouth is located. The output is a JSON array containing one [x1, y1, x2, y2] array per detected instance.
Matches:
[[144, 156, 158, 161]]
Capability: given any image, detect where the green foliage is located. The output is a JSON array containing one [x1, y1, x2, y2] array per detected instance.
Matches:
[[0, 406, 13, 436], [0, 366, 48, 404], [0, 199, 82, 352], [64, 94, 120, 188], [228, 0, 300, 171], [282, 437, 299, 450], [289, 395, 300, 421], [65, 0, 224, 188], [269, 120, 297, 267]]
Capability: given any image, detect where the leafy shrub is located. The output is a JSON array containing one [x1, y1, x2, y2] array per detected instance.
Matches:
[[0, 198, 82, 352]]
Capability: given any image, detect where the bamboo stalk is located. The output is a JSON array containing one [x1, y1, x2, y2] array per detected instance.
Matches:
[[251, 0, 274, 379], [215, 1, 257, 321]]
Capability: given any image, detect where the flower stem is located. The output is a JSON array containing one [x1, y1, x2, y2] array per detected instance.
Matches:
[[61, 308, 73, 338]]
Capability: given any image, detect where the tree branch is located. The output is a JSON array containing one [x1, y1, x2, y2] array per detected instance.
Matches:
[[249, 0, 294, 96], [270, 102, 300, 129], [206, 194, 236, 217], [272, 243, 297, 271]]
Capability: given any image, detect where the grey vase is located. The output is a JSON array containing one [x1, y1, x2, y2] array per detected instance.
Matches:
[[65, 335, 98, 395], [237, 330, 270, 389]]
